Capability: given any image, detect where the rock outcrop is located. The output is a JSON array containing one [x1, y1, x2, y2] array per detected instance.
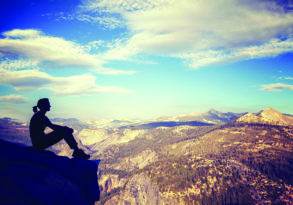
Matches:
[[0, 139, 100, 205]]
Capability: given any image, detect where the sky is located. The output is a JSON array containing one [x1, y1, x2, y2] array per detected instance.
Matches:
[[0, 0, 292, 121]]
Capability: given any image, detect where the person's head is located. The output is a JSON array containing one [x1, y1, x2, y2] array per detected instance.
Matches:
[[33, 98, 51, 113]]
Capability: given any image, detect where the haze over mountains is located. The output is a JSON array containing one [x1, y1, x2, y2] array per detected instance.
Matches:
[[0, 108, 292, 204]]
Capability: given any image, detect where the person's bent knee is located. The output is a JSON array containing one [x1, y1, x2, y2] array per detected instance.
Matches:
[[57, 127, 73, 135], [55, 128, 68, 135]]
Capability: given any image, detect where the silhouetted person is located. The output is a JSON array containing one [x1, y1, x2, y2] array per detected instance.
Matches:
[[29, 98, 90, 159]]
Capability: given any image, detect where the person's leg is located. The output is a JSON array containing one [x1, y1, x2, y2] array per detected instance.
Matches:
[[62, 128, 90, 159], [61, 129, 79, 150], [40, 129, 78, 150], [38, 131, 63, 149], [38, 128, 90, 159]]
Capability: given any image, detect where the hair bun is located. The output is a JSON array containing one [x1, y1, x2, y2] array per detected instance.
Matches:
[[32, 106, 38, 113]]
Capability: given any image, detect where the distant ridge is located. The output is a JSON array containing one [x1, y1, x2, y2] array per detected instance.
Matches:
[[119, 109, 245, 129], [236, 108, 293, 126], [51, 118, 89, 131], [157, 109, 243, 124], [120, 120, 213, 129]]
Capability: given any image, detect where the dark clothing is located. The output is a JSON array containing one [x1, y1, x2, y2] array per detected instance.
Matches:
[[29, 111, 51, 141], [32, 130, 78, 150], [29, 111, 78, 150]]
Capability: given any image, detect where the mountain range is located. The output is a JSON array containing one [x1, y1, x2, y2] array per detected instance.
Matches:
[[119, 108, 293, 129], [0, 108, 292, 204], [157, 109, 244, 124]]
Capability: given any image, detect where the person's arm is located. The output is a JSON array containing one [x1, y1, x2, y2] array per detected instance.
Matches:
[[47, 121, 64, 131], [45, 116, 73, 133]]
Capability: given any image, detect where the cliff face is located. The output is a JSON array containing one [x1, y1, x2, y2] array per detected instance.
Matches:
[[0, 139, 100, 205]]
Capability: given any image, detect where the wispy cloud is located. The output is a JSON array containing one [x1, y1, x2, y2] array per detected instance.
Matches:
[[80, 0, 293, 68], [44, 11, 124, 29], [183, 38, 293, 68], [279, 76, 293, 80], [50, 74, 131, 95], [0, 69, 53, 90], [0, 59, 39, 71], [261, 83, 293, 91], [0, 29, 134, 75], [0, 69, 131, 95], [0, 95, 27, 103], [73, 14, 123, 29]]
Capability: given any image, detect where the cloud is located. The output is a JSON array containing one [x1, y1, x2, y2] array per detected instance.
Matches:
[[261, 83, 293, 91], [80, 0, 293, 68], [283, 76, 293, 80], [0, 95, 27, 103], [278, 76, 293, 80], [0, 69, 130, 95], [0, 69, 52, 90], [49, 74, 131, 95], [0, 59, 39, 71], [76, 0, 158, 29], [74, 14, 123, 29], [79, 0, 170, 13], [182, 38, 293, 68], [4, 29, 41, 38], [0, 29, 133, 75], [46, 11, 124, 29]]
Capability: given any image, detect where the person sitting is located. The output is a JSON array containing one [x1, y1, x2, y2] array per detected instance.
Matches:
[[29, 98, 90, 159]]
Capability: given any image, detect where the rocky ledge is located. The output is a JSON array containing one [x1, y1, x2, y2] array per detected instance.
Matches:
[[0, 139, 100, 205]]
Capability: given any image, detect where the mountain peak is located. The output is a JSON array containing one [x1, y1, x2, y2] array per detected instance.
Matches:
[[237, 108, 292, 125], [207, 109, 221, 114], [260, 107, 281, 115]]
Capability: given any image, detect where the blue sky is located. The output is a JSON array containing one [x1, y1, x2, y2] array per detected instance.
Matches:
[[0, 0, 292, 121]]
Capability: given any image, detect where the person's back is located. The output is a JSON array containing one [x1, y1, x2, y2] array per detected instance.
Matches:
[[29, 111, 50, 147]]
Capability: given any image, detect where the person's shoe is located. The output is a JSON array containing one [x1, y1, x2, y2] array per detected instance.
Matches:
[[72, 149, 90, 160]]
